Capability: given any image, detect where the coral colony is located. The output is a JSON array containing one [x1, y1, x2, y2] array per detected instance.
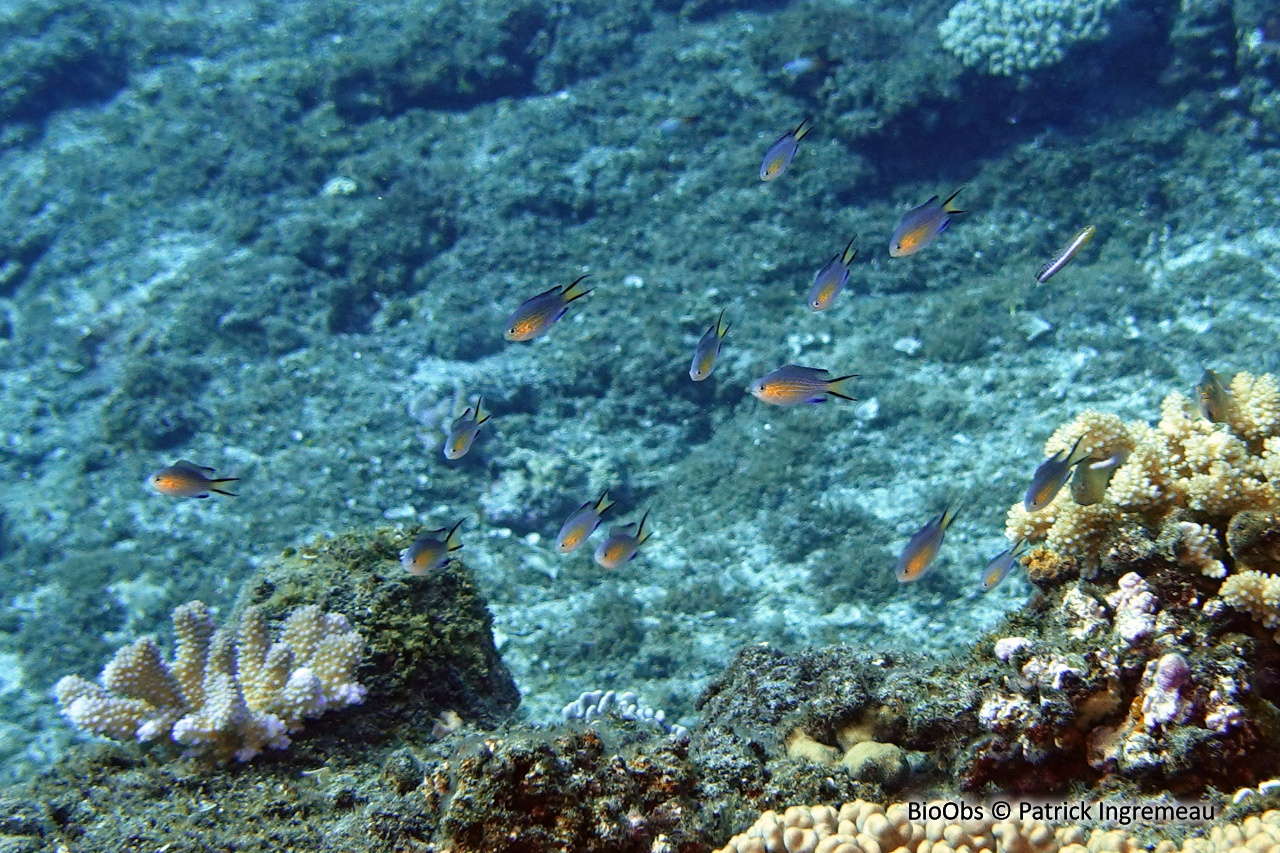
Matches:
[[56, 601, 365, 761]]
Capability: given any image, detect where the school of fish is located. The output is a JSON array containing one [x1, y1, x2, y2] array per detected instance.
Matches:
[[146, 117, 1120, 592]]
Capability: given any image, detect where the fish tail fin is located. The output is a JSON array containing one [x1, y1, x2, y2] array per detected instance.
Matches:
[[827, 373, 860, 401], [793, 116, 814, 140], [635, 510, 652, 545], [715, 308, 730, 339], [445, 519, 465, 552], [594, 490, 616, 516], [940, 503, 961, 530], [562, 274, 593, 303], [210, 479, 239, 497], [474, 397, 491, 426], [1065, 434, 1090, 466], [841, 238, 858, 265], [942, 186, 966, 214]]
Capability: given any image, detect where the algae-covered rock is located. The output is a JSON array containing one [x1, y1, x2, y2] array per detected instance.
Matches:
[[237, 526, 520, 741]]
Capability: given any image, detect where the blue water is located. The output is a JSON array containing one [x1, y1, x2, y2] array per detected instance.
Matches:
[[1, 0, 1277, 784]]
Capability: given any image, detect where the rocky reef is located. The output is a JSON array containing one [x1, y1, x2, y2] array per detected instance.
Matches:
[[4, 477, 1280, 851]]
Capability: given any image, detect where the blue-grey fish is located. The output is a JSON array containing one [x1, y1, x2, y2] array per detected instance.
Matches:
[[401, 520, 463, 575], [689, 309, 730, 381], [1069, 448, 1129, 507], [896, 505, 960, 582], [148, 461, 239, 498], [594, 510, 652, 568], [759, 117, 813, 182], [556, 491, 616, 554], [889, 187, 965, 257], [807, 238, 858, 311], [504, 275, 593, 341], [981, 539, 1030, 591], [1024, 436, 1087, 512], [1196, 368, 1230, 423], [750, 364, 857, 406], [444, 398, 491, 460]]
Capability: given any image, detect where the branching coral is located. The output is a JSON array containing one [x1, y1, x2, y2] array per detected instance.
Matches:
[[1006, 373, 1280, 594], [56, 600, 365, 761]]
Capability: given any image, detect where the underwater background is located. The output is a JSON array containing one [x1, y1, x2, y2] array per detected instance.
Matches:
[[1, 0, 1279, 792]]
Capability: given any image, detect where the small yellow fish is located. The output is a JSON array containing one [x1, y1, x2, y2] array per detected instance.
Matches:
[[1024, 436, 1087, 512], [444, 398, 491, 460], [401, 520, 463, 575], [896, 505, 959, 582], [749, 364, 858, 406], [689, 309, 730, 381], [148, 460, 239, 498], [981, 538, 1029, 591], [759, 117, 813, 182], [504, 275, 593, 342], [807, 238, 858, 312], [556, 491, 616, 554], [1035, 225, 1096, 284], [888, 187, 965, 257], [594, 510, 652, 568], [1196, 368, 1231, 423], [1069, 449, 1129, 507]]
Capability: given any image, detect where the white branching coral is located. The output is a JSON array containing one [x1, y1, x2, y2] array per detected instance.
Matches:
[[56, 601, 366, 761]]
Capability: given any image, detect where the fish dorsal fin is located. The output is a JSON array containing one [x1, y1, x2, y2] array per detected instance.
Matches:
[[174, 460, 214, 475]]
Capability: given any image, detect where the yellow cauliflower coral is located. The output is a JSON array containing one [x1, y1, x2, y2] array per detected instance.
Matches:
[[1045, 411, 1135, 462], [1008, 373, 1280, 614], [1227, 371, 1280, 447]]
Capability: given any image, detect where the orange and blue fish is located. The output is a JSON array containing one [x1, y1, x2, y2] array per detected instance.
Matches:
[[689, 309, 730, 381], [981, 538, 1029, 591], [148, 460, 239, 498], [807, 238, 858, 311], [556, 491, 616, 554], [888, 187, 965, 257], [1024, 436, 1087, 512], [896, 505, 960, 582], [444, 398, 491, 460], [759, 117, 813, 182], [504, 275, 593, 341], [1035, 225, 1095, 284], [401, 520, 464, 575], [594, 510, 652, 568], [749, 364, 857, 406]]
